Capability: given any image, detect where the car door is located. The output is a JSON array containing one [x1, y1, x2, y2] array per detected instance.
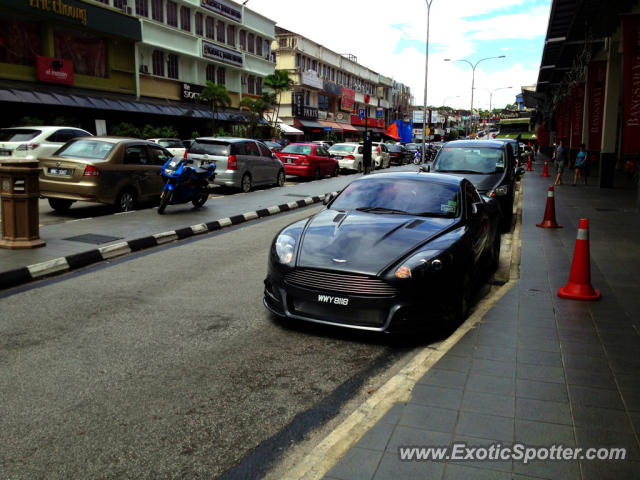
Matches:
[[256, 141, 278, 184], [243, 140, 262, 183], [316, 146, 330, 174], [122, 144, 153, 199], [465, 182, 489, 264]]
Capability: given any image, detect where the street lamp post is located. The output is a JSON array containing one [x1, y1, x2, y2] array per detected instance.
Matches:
[[444, 55, 505, 136], [421, 0, 434, 164], [484, 86, 512, 112]]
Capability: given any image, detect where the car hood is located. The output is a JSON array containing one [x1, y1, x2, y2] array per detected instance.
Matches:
[[296, 209, 456, 275], [436, 172, 502, 194]]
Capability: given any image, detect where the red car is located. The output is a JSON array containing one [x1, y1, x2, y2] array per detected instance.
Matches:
[[275, 143, 339, 179]]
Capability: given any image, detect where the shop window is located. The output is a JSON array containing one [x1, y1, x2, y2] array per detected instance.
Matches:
[[206, 64, 215, 82], [248, 76, 255, 94], [216, 67, 225, 85], [152, 50, 164, 76], [167, 1, 178, 27], [205, 17, 214, 39], [180, 6, 190, 32], [311, 60, 317, 71], [295, 53, 300, 68], [167, 54, 179, 79], [256, 36, 262, 56], [113, 0, 127, 11], [319, 94, 329, 111], [263, 39, 270, 59], [135, 0, 148, 17], [54, 29, 107, 77], [216, 20, 225, 43], [0, 19, 41, 66], [239, 30, 246, 50], [195, 12, 203, 35], [305, 90, 310, 106], [151, 0, 163, 21], [227, 25, 235, 47], [247, 33, 254, 54], [256, 77, 262, 95]]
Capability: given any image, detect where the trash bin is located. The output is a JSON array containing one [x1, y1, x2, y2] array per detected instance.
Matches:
[[0, 160, 45, 249]]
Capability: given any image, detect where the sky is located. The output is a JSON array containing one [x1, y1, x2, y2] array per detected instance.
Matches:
[[245, 0, 552, 111]]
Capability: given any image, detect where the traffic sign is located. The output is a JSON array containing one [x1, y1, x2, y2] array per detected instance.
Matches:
[[358, 108, 366, 120]]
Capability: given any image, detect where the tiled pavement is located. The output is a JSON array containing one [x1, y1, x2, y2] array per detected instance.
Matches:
[[323, 166, 640, 480]]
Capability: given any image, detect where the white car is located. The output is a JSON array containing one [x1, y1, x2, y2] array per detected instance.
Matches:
[[328, 142, 364, 172], [147, 138, 186, 158], [0, 126, 92, 162], [370, 142, 391, 169]]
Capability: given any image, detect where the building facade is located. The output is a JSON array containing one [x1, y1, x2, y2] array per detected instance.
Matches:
[[272, 27, 411, 140]]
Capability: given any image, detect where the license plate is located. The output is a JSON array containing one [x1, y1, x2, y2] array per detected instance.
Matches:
[[316, 294, 349, 306], [286, 159, 295, 164], [334, 156, 343, 160], [48, 168, 72, 176]]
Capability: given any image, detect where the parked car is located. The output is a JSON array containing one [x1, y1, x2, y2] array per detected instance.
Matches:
[[0, 126, 92, 162], [263, 172, 501, 332], [182, 139, 194, 150], [147, 138, 186, 158], [312, 140, 333, 150], [38, 138, 172, 212], [492, 138, 522, 165], [386, 144, 410, 165], [187, 137, 285, 193], [431, 140, 517, 232], [328, 142, 364, 173], [366, 142, 391, 168], [275, 143, 339, 180], [261, 140, 283, 153]]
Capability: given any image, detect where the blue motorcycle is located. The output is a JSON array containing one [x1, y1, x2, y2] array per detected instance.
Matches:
[[157, 157, 216, 214]]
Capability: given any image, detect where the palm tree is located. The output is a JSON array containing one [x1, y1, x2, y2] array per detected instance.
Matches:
[[263, 70, 294, 129], [199, 81, 232, 134], [240, 93, 273, 137]]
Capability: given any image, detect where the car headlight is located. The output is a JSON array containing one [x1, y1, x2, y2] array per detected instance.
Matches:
[[275, 234, 296, 264], [394, 250, 450, 279]]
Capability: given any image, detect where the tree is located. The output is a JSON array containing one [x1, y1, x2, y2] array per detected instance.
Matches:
[[263, 70, 294, 129], [240, 93, 274, 137], [199, 81, 232, 134]]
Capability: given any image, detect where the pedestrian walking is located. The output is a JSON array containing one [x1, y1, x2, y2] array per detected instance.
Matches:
[[573, 143, 588, 186], [553, 139, 567, 185]]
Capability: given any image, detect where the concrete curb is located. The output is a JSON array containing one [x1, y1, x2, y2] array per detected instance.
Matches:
[[0, 193, 334, 291]]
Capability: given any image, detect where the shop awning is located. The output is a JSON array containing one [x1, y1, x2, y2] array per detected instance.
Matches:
[[318, 121, 344, 132], [295, 119, 325, 129], [338, 123, 359, 133], [278, 122, 304, 135]]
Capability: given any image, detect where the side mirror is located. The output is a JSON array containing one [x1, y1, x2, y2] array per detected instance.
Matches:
[[419, 164, 430, 172], [322, 192, 335, 205]]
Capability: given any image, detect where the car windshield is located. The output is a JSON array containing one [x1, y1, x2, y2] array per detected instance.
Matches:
[[330, 144, 356, 153], [330, 178, 461, 218], [0, 129, 41, 142], [435, 147, 505, 174], [158, 140, 184, 148], [405, 144, 419, 151], [387, 145, 402, 152], [281, 144, 312, 155], [56, 140, 115, 160], [189, 141, 230, 156]]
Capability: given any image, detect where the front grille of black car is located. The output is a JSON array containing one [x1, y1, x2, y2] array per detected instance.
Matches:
[[284, 269, 398, 297]]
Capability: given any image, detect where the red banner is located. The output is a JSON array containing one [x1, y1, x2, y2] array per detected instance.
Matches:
[[350, 115, 385, 128], [555, 96, 570, 143], [341, 88, 355, 111], [587, 61, 607, 152], [36, 56, 74, 85], [570, 83, 585, 148], [623, 15, 640, 154]]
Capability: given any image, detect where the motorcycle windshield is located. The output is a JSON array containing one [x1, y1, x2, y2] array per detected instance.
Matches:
[[163, 158, 186, 176]]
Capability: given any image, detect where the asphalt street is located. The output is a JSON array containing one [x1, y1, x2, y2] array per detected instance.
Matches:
[[0, 206, 421, 480]]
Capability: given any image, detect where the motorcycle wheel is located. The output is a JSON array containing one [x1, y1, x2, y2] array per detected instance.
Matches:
[[158, 189, 171, 214], [192, 193, 208, 208]]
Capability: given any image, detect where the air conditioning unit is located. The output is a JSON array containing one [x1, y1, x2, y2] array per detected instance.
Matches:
[[140, 65, 149, 74]]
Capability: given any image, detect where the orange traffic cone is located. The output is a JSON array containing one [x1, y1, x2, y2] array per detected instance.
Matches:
[[558, 218, 600, 300], [541, 159, 550, 177], [527, 156, 533, 171], [536, 186, 562, 228]]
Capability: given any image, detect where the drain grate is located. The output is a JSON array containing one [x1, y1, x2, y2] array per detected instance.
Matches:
[[64, 233, 123, 245]]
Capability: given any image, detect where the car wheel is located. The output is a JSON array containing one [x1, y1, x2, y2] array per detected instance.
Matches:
[[332, 165, 339, 177], [313, 167, 321, 180], [116, 189, 136, 212], [240, 173, 252, 193], [48, 198, 73, 212], [276, 169, 285, 187]]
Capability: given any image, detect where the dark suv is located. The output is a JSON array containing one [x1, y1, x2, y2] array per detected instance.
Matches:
[[431, 140, 517, 231]]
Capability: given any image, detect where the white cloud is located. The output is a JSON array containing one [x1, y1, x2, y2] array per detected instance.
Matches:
[[244, 0, 551, 107]]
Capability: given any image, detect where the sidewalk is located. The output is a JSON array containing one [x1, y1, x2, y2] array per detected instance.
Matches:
[[322, 168, 640, 480]]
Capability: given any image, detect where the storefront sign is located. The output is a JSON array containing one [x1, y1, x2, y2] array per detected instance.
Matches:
[[36, 56, 73, 85], [301, 70, 323, 89], [29, 0, 87, 25], [376, 86, 384, 99], [587, 61, 607, 151], [350, 115, 384, 128], [317, 110, 328, 120], [201, 0, 241, 22], [570, 83, 585, 149], [623, 15, 640, 155], [323, 81, 342, 96], [341, 87, 355, 111], [182, 82, 204, 102], [292, 93, 318, 119], [202, 41, 243, 67]]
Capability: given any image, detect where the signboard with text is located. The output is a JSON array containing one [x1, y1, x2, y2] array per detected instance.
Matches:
[[350, 115, 385, 128], [341, 87, 355, 111], [623, 15, 640, 154], [201, 0, 242, 22], [202, 41, 243, 67], [587, 61, 606, 151], [292, 93, 318, 119], [36, 56, 73, 85], [182, 82, 204, 103]]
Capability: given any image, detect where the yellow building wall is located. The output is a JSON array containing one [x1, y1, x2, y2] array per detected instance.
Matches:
[[139, 76, 181, 101]]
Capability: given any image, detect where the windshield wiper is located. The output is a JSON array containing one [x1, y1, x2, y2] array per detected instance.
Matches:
[[435, 169, 485, 174], [413, 211, 454, 218], [356, 207, 410, 215]]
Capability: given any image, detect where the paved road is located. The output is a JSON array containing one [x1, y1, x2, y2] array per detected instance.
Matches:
[[0, 206, 423, 480]]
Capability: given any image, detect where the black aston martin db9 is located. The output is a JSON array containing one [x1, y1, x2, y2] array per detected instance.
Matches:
[[263, 172, 501, 333]]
